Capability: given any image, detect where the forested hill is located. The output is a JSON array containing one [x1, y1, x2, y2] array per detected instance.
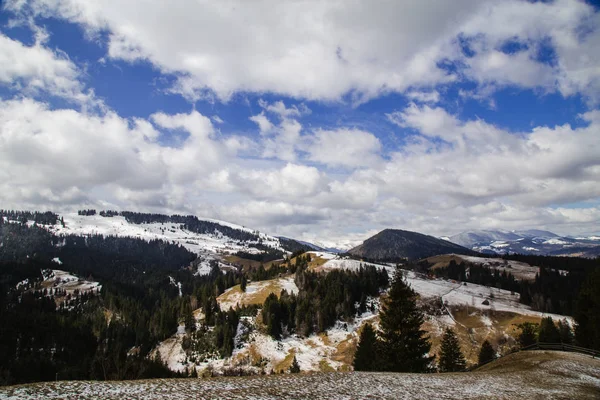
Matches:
[[0, 216, 246, 385], [0, 209, 312, 258], [348, 229, 477, 261]]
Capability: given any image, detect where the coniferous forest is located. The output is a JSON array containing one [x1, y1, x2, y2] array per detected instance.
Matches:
[[1, 210, 600, 386]]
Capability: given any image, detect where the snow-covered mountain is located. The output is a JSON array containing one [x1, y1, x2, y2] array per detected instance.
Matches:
[[38, 212, 312, 274], [447, 229, 600, 257]]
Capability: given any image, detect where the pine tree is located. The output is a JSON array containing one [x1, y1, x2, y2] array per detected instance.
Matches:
[[478, 340, 496, 365], [538, 317, 560, 343], [517, 322, 538, 348], [240, 276, 247, 292], [289, 356, 301, 373], [557, 319, 574, 344], [378, 273, 433, 372], [438, 328, 466, 372], [353, 323, 379, 371], [575, 268, 600, 350]]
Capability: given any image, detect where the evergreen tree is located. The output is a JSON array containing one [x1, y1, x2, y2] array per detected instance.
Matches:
[[538, 317, 560, 343], [574, 268, 600, 350], [517, 322, 538, 348], [289, 356, 300, 373], [438, 328, 466, 372], [353, 323, 379, 371], [478, 340, 496, 365], [378, 273, 433, 372], [240, 276, 247, 292], [557, 319, 574, 344]]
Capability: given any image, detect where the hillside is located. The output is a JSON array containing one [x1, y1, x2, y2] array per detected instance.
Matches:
[[348, 229, 476, 261], [1, 211, 312, 273], [2, 351, 598, 399], [423, 254, 542, 281], [149, 252, 571, 374]]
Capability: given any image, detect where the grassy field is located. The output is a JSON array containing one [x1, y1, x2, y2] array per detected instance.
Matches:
[[1, 351, 598, 399]]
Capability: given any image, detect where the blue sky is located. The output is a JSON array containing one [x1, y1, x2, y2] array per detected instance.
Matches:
[[1, 0, 599, 246]]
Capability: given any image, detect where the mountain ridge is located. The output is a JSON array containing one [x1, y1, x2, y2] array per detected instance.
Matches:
[[348, 228, 477, 261], [447, 228, 600, 257]]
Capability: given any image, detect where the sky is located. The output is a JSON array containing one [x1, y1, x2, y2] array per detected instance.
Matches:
[[1, 0, 600, 247]]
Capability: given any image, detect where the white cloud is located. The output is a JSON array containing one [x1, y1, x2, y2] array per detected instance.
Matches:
[[0, 98, 236, 210], [307, 128, 382, 168], [7, 0, 599, 103], [0, 32, 91, 103], [249, 112, 274, 134], [1, 0, 600, 242], [234, 163, 325, 199], [405, 90, 440, 104]]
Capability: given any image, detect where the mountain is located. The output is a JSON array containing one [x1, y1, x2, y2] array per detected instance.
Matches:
[[348, 229, 477, 261], [447, 229, 600, 257], [1, 210, 313, 274]]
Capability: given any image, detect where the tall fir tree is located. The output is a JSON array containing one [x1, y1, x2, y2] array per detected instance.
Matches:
[[478, 340, 496, 365], [538, 317, 561, 343], [438, 328, 466, 372], [289, 356, 301, 373], [517, 322, 538, 348], [574, 268, 600, 350], [378, 272, 433, 372], [557, 319, 574, 344], [353, 323, 379, 371]]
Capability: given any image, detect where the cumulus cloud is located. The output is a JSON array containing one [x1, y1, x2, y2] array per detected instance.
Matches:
[[307, 128, 382, 168], [1, 0, 599, 243], [6, 0, 600, 103], [0, 32, 91, 104], [0, 98, 238, 210]]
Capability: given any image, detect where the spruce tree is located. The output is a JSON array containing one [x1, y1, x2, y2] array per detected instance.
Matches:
[[289, 356, 301, 373], [557, 319, 574, 344], [378, 273, 433, 372], [353, 323, 379, 371], [438, 328, 466, 372], [575, 268, 600, 350], [517, 322, 538, 348], [538, 317, 560, 343], [478, 340, 496, 365]]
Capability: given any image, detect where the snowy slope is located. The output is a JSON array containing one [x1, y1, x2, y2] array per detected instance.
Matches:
[[314, 253, 564, 319], [46, 213, 282, 254], [448, 229, 600, 257], [5, 351, 600, 400]]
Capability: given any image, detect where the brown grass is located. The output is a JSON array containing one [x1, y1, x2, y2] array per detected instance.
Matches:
[[222, 255, 283, 272], [217, 276, 293, 309], [319, 360, 335, 372], [274, 350, 296, 373], [424, 305, 549, 365], [422, 254, 470, 270]]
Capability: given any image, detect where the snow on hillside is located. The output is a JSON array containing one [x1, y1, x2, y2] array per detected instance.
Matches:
[[313, 254, 395, 275], [0, 351, 600, 400], [9, 351, 598, 399], [306, 251, 337, 260], [149, 253, 572, 377], [314, 253, 564, 320], [40, 269, 101, 294], [43, 213, 287, 271], [458, 255, 540, 281]]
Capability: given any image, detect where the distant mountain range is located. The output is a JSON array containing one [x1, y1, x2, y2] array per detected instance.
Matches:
[[347, 229, 477, 261], [446, 229, 600, 258]]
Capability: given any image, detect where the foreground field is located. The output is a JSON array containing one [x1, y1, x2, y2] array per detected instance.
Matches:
[[1, 351, 598, 399]]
